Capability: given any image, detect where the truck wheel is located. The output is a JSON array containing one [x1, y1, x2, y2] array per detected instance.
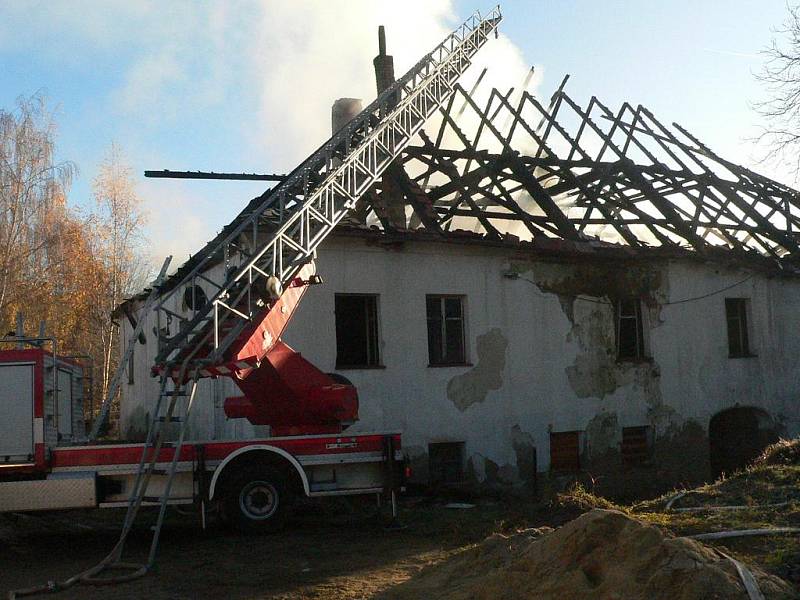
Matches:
[[224, 467, 290, 533]]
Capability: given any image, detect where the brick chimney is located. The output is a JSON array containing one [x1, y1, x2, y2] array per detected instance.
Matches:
[[373, 26, 395, 94], [372, 26, 406, 229]]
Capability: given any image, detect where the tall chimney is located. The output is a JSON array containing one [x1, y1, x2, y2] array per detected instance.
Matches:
[[373, 26, 395, 94], [371, 26, 406, 228]]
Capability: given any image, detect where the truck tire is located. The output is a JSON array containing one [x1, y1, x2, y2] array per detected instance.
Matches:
[[224, 467, 291, 533]]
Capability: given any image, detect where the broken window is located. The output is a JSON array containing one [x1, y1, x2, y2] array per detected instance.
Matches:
[[182, 284, 208, 312], [549, 431, 581, 472], [621, 426, 652, 467], [429, 442, 465, 484], [127, 341, 134, 385], [725, 298, 751, 357], [426, 295, 466, 366], [334, 294, 381, 368], [615, 298, 645, 360]]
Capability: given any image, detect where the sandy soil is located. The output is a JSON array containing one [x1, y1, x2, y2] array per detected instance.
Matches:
[[1, 499, 512, 600]]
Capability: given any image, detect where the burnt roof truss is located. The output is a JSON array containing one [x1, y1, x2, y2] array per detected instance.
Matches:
[[357, 78, 800, 262]]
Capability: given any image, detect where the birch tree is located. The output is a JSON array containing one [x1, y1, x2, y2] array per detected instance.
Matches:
[[0, 94, 76, 325], [0, 94, 149, 427], [92, 143, 148, 400]]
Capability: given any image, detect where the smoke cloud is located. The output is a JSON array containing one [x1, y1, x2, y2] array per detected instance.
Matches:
[[250, 1, 534, 169], [1, 1, 535, 263]]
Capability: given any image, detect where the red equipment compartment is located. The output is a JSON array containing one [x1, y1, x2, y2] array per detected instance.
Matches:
[[225, 340, 359, 436]]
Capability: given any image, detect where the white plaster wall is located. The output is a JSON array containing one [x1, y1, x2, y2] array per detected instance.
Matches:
[[119, 235, 800, 480]]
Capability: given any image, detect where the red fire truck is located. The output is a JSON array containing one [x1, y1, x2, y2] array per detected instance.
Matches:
[[0, 342, 403, 532]]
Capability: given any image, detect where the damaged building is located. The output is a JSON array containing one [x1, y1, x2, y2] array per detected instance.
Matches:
[[117, 42, 800, 496]]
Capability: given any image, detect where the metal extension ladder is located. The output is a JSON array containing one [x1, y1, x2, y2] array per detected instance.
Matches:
[[153, 7, 503, 375], [73, 368, 200, 586]]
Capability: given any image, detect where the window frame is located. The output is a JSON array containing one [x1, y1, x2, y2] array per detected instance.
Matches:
[[425, 294, 469, 367], [614, 297, 648, 362], [428, 441, 466, 485], [549, 430, 583, 472], [621, 425, 653, 468], [334, 293, 383, 370], [725, 297, 754, 358]]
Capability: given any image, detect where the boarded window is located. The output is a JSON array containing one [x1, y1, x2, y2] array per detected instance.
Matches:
[[426, 295, 466, 365], [429, 442, 465, 484], [616, 298, 645, 360], [335, 294, 380, 368], [725, 298, 751, 357], [621, 426, 651, 467], [550, 431, 581, 472]]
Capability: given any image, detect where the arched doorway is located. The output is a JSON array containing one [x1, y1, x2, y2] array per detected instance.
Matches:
[[709, 407, 779, 478]]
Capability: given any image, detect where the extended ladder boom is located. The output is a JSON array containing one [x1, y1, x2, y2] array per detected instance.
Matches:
[[154, 7, 502, 374]]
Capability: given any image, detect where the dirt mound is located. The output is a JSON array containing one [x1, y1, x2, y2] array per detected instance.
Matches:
[[755, 439, 800, 467], [381, 509, 796, 600]]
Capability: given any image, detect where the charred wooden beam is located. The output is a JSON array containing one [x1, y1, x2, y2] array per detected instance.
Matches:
[[145, 170, 286, 182]]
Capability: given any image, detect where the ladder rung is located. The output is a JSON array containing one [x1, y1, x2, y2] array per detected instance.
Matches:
[[145, 439, 171, 448], [156, 416, 183, 423]]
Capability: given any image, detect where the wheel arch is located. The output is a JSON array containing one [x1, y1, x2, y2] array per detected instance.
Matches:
[[209, 445, 309, 501]]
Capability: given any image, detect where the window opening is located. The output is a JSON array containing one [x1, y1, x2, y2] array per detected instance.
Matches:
[[335, 294, 380, 368], [426, 295, 466, 365], [616, 298, 645, 360], [725, 298, 751, 357]]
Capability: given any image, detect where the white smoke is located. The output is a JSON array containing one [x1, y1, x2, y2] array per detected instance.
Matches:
[[0, 1, 536, 261], [249, 1, 534, 170]]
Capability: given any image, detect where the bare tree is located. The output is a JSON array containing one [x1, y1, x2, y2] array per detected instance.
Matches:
[[755, 4, 800, 173], [91, 142, 149, 401], [0, 93, 76, 323]]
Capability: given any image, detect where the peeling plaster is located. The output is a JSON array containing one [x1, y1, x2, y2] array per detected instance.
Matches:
[[467, 452, 487, 482], [484, 456, 500, 483], [447, 328, 508, 411], [511, 424, 537, 484], [497, 463, 517, 483], [586, 411, 620, 460], [512, 261, 668, 402], [125, 406, 149, 441]]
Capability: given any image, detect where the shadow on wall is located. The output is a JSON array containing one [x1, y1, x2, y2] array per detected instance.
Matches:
[[709, 406, 781, 479]]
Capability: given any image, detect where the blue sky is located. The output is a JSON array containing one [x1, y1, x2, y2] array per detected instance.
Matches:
[[0, 1, 791, 266]]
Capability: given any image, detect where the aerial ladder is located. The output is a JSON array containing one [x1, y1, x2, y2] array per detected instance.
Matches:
[[24, 6, 503, 591]]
